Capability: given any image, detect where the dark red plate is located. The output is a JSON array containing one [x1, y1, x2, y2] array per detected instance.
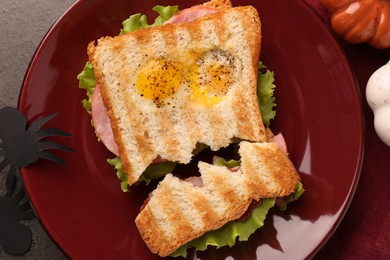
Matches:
[[18, 0, 363, 259]]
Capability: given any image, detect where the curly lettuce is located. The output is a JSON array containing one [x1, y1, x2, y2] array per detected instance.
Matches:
[[77, 62, 95, 114], [257, 63, 277, 127], [107, 157, 176, 191], [120, 5, 179, 35], [172, 198, 276, 257]]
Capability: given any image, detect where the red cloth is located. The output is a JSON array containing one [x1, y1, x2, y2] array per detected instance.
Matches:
[[304, 1, 390, 259]]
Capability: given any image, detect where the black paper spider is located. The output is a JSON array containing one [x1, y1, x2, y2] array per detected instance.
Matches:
[[0, 182, 35, 255], [0, 106, 73, 255]]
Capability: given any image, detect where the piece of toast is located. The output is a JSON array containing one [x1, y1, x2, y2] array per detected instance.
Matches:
[[135, 141, 301, 257], [87, 5, 265, 185]]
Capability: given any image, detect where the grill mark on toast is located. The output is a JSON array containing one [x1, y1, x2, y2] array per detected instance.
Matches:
[[170, 107, 195, 162], [191, 191, 220, 229], [195, 107, 216, 149], [242, 143, 281, 198], [209, 104, 232, 148], [157, 110, 181, 161], [188, 19, 204, 45], [155, 182, 196, 241], [262, 144, 300, 196], [232, 88, 257, 140], [120, 96, 156, 183], [174, 28, 192, 51], [162, 25, 179, 51], [135, 31, 152, 49], [150, 31, 168, 57], [241, 153, 273, 199], [208, 172, 240, 214], [164, 179, 206, 231], [240, 142, 300, 199], [135, 207, 172, 255], [180, 104, 202, 151], [200, 19, 221, 47]]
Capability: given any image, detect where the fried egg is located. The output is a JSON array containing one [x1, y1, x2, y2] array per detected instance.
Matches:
[[135, 49, 236, 108]]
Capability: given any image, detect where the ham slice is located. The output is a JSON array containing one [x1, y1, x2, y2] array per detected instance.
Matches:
[[272, 133, 288, 154], [91, 84, 119, 155], [165, 6, 219, 24]]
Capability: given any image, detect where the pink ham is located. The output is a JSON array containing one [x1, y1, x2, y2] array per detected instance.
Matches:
[[91, 84, 119, 155], [165, 6, 219, 24], [184, 176, 204, 187], [272, 133, 288, 154]]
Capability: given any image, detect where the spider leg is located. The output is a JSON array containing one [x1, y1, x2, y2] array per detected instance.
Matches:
[[37, 141, 74, 153], [0, 145, 6, 161], [19, 201, 36, 220], [12, 184, 26, 204], [27, 113, 57, 133], [14, 189, 36, 220], [5, 164, 18, 197], [35, 128, 72, 140], [20, 209, 36, 221], [37, 151, 67, 166], [0, 157, 8, 172], [7, 188, 36, 221]]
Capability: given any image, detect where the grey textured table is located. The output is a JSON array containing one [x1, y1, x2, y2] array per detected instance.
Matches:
[[0, 1, 74, 259]]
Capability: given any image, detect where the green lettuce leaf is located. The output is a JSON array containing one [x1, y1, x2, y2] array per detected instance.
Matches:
[[213, 156, 241, 168], [278, 181, 305, 211], [77, 61, 96, 114], [107, 157, 128, 192], [107, 157, 176, 191], [171, 198, 275, 257], [171, 181, 304, 257], [140, 161, 177, 185], [257, 63, 277, 127], [120, 5, 179, 35]]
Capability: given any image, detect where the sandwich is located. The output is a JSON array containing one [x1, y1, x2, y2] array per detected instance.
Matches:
[[78, 0, 304, 257], [86, 2, 267, 186], [136, 141, 301, 257]]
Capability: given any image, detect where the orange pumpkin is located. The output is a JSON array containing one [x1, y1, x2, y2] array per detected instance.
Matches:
[[320, 0, 390, 49]]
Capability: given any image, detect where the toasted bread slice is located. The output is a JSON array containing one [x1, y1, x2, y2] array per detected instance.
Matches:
[[135, 141, 300, 257], [88, 6, 265, 185]]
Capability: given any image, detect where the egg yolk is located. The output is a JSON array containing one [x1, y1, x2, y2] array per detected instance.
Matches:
[[190, 57, 234, 107], [136, 58, 183, 106]]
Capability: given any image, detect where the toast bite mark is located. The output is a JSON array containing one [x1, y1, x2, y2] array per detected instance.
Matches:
[[87, 6, 266, 185], [135, 141, 301, 257]]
